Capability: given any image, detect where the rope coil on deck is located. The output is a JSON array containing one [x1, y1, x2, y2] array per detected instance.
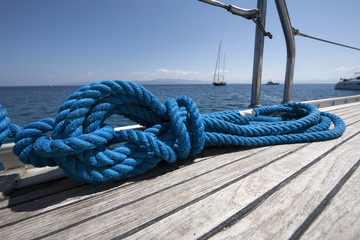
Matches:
[[0, 80, 346, 183]]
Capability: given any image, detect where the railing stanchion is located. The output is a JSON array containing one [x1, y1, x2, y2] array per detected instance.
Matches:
[[249, 0, 268, 108], [275, 0, 295, 104]]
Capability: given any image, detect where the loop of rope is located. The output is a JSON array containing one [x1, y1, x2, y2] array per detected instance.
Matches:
[[0, 80, 346, 183]]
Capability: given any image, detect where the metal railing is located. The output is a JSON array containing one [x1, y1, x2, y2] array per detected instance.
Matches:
[[275, 0, 295, 104], [198, 0, 259, 19], [249, 0, 268, 108]]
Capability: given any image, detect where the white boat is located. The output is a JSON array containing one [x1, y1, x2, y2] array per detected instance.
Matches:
[[335, 73, 360, 90], [265, 79, 280, 85]]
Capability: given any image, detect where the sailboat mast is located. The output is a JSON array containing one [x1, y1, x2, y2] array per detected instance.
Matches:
[[213, 41, 222, 83], [221, 54, 226, 82]]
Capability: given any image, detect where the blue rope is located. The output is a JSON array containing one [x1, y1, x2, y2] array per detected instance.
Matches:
[[0, 80, 346, 183]]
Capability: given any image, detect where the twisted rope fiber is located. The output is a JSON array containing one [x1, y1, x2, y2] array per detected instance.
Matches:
[[0, 81, 346, 183]]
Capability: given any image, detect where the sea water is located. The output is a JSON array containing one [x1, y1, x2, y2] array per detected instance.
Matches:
[[0, 83, 358, 130]]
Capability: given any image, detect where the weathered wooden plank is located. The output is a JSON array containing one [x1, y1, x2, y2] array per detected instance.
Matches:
[[0, 144, 295, 239], [207, 131, 360, 239], [7, 177, 85, 208], [0, 146, 251, 208], [326, 102, 360, 115], [299, 162, 360, 240], [0, 145, 271, 237], [327, 102, 357, 115], [124, 121, 360, 240]]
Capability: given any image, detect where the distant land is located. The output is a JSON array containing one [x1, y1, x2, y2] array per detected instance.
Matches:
[[46, 78, 208, 86], [134, 78, 207, 85], [132, 78, 338, 85]]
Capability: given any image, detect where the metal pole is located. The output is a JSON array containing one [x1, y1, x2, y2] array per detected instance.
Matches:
[[249, 0, 267, 108], [198, 0, 259, 19], [274, 0, 295, 104]]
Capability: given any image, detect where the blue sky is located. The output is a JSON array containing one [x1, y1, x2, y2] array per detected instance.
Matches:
[[0, 0, 359, 86]]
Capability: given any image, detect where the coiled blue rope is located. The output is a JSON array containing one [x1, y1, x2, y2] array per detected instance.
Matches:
[[0, 80, 346, 183]]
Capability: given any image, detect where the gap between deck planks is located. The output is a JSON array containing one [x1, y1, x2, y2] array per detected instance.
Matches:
[[0, 102, 359, 239], [300, 159, 360, 240]]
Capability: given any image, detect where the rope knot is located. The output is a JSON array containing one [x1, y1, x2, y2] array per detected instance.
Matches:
[[10, 80, 171, 182], [164, 96, 205, 159], [8, 81, 204, 183]]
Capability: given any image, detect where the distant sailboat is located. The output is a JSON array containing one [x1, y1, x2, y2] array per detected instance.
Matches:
[[213, 41, 226, 86]]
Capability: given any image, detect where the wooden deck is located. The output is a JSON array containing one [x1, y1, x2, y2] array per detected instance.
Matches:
[[0, 100, 359, 239]]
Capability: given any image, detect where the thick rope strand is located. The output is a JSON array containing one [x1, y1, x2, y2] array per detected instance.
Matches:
[[0, 80, 346, 183]]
